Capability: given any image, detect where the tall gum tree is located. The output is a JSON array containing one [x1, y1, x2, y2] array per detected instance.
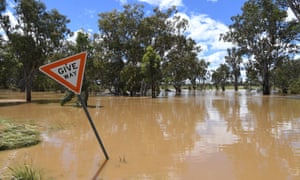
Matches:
[[221, 0, 300, 95], [0, 0, 70, 102]]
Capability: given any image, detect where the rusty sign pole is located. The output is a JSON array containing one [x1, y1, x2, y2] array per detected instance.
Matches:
[[78, 95, 109, 160]]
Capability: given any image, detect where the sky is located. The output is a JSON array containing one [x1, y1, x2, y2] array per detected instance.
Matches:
[[4, 0, 297, 70]]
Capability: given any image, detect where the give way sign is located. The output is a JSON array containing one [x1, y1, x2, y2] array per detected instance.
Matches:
[[39, 52, 87, 94]]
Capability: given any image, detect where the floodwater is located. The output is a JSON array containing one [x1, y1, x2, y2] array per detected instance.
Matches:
[[1, 90, 300, 180]]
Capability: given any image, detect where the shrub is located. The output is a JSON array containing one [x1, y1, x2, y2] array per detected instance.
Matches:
[[289, 78, 300, 94]]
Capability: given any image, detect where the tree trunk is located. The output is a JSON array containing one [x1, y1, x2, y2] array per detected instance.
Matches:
[[234, 76, 239, 91], [174, 85, 181, 95], [221, 85, 225, 92], [151, 83, 156, 98], [263, 64, 270, 95], [263, 78, 270, 95], [24, 71, 33, 102], [25, 82, 31, 102]]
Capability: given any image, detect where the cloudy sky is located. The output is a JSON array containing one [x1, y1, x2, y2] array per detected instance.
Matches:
[[3, 0, 297, 70]]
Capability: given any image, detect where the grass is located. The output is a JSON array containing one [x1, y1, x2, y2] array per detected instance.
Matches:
[[0, 119, 41, 150], [9, 164, 42, 180]]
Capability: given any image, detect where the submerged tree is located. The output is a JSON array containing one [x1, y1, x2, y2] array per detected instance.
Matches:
[[212, 64, 230, 91], [225, 47, 242, 91], [0, 0, 70, 101], [221, 0, 300, 95]]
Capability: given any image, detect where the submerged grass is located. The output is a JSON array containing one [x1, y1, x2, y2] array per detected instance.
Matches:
[[0, 119, 41, 150], [9, 164, 42, 180]]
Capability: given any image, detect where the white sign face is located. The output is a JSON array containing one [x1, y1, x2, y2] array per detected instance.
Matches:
[[51, 59, 80, 87]]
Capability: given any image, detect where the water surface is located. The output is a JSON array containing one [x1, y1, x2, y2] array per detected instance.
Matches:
[[0, 90, 300, 179]]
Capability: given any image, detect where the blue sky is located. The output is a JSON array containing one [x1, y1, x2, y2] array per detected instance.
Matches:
[[3, 0, 297, 70]]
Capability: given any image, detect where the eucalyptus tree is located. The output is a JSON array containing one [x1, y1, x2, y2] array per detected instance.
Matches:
[[98, 4, 145, 95], [225, 47, 242, 91], [197, 59, 210, 90], [212, 64, 230, 91], [163, 36, 200, 95], [0, 0, 71, 101], [221, 0, 300, 95]]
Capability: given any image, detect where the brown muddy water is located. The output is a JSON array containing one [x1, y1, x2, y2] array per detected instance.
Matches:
[[1, 90, 300, 180]]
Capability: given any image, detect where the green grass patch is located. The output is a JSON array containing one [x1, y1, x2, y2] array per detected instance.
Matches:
[[0, 120, 41, 150]]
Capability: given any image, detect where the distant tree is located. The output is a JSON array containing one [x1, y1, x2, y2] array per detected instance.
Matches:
[[273, 59, 300, 94], [221, 0, 300, 95], [0, 0, 70, 102], [212, 64, 230, 91], [98, 4, 199, 96], [197, 59, 210, 90], [163, 34, 201, 95], [225, 47, 242, 91]]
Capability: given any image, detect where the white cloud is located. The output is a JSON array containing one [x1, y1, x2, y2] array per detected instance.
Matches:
[[67, 29, 93, 43], [204, 51, 227, 70], [84, 8, 96, 19], [118, 0, 128, 5], [138, 0, 183, 9], [286, 7, 297, 22], [175, 12, 233, 70], [3, 10, 18, 29], [0, 9, 21, 40], [207, 0, 218, 2]]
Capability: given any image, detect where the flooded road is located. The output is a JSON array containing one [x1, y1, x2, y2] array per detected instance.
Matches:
[[1, 90, 300, 179]]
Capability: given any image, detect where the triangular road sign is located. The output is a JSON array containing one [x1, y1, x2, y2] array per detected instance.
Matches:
[[39, 52, 87, 94]]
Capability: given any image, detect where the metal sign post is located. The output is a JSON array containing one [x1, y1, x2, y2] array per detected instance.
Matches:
[[78, 95, 109, 160]]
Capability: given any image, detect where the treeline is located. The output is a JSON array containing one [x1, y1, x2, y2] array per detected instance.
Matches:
[[0, 0, 300, 102]]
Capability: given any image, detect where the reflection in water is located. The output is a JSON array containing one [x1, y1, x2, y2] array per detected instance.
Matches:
[[0, 90, 300, 179]]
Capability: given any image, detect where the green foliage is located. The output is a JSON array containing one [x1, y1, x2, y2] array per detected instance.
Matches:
[[0, 3, 207, 97], [0, 120, 40, 150], [212, 64, 230, 91], [142, 46, 161, 97], [289, 77, 300, 94], [98, 4, 200, 96], [9, 164, 42, 180], [273, 59, 300, 94]]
